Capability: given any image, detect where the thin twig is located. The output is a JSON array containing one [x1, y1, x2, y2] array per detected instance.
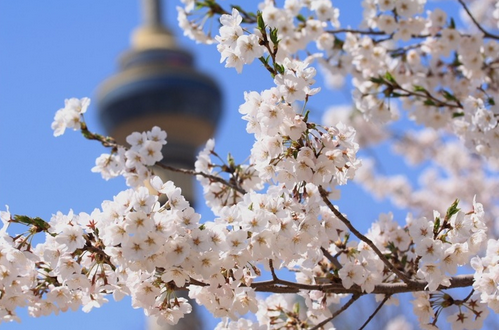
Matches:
[[79, 124, 248, 195], [358, 294, 391, 330], [318, 186, 412, 285], [457, 0, 499, 40], [310, 294, 361, 330], [326, 28, 387, 36], [269, 259, 279, 281], [321, 247, 342, 270], [156, 162, 246, 194], [395, 85, 462, 109], [456, 289, 475, 305]]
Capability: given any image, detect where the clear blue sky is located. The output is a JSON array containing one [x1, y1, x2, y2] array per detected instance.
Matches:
[[0, 1, 486, 330]]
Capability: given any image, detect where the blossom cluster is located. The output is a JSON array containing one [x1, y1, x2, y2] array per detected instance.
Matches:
[[0, 182, 194, 325], [52, 98, 167, 187], [216, 8, 265, 73], [181, 0, 499, 159], [0, 183, 491, 329], [5, 0, 499, 329], [472, 239, 499, 313], [239, 86, 360, 189], [51, 97, 90, 137], [92, 126, 166, 187], [25, 97, 496, 329], [410, 199, 487, 292], [176, 0, 499, 328]]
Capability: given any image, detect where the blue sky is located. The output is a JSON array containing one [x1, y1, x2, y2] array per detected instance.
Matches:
[[0, 1, 489, 330]]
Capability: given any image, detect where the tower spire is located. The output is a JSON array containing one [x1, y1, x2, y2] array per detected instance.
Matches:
[[131, 0, 175, 50], [142, 0, 162, 27]]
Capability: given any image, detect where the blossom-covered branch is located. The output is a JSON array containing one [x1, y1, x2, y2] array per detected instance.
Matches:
[[5, 0, 499, 329]]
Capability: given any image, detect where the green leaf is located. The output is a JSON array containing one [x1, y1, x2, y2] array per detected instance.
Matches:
[[258, 56, 268, 66], [442, 90, 458, 102], [370, 76, 385, 85], [424, 99, 436, 106], [270, 28, 280, 45], [451, 52, 462, 67], [333, 37, 344, 49], [231, 5, 245, 14], [384, 72, 396, 84], [386, 241, 396, 253], [227, 153, 235, 168], [276, 63, 285, 75], [296, 14, 306, 23], [452, 112, 464, 118], [383, 88, 394, 98], [293, 302, 300, 314], [413, 85, 427, 93], [433, 216, 441, 235], [449, 17, 456, 29], [390, 92, 404, 98], [303, 110, 310, 122], [32, 217, 50, 231], [13, 215, 50, 232], [445, 199, 461, 221], [257, 11, 265, 31], [13, 215, 32, 225], [401, 255, 407, 267], [195, 2, 206, 10], [488, 97, 495, 106]]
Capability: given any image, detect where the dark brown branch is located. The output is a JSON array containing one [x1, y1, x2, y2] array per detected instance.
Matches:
[[79, 123, 248, 195], [455, 289, 475, 305], [358, 294, 390, 330], [395, 86, 462, 109], [155, 162, 247, 194], [249, 274, 473, 295], [326, 28, 387, 36], [269, 259, 279, 281], [310, 293, 361, 330], [318, 186, 412, 284], [457, 0, 499, 40], [321, 247, 342, 270]]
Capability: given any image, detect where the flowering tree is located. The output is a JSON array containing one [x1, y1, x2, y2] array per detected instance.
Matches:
[[3, 0, 499, 329]]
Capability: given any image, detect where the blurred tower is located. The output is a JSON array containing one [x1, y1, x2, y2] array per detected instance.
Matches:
[[97, 0, 222, 203], [96, 0, 222, 329]]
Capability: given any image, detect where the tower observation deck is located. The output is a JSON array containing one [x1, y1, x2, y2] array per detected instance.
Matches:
[[97, 0, 222, 203]]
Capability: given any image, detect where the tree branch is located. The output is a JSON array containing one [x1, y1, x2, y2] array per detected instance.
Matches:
[[318, 186, 413, 285], [457, 0, 499, 40], [326, 28, 387, 36], [249, 274, 473, 295], [310, 293, 361, 330], [321, 246, 342, 270], [155, 162, 247, 194], [358, 294, 390, 330]]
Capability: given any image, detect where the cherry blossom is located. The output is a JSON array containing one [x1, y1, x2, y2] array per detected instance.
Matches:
[[7, 0, 499, 329]]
